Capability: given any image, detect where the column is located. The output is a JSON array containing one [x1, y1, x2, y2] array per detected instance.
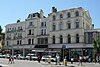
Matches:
[[11, 48, 14, 56], [22, 49, 25, 57]]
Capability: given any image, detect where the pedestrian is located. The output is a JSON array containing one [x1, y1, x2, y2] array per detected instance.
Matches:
[[48, 56, 51, 64], [8, 56, 12, 64], [11, 56, 14, 64], [38, 55, 41, 63], [55, 55, 57, 65], [71, 57, 74, 64], [78, 55, 82, 66], [30, 55, 32, 61], [98, 55, 100, 64]]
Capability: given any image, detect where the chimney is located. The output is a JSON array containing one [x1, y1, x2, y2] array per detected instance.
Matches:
[[17, 19, 20, 23], [40, 9, 44, 18], [52, 6, 57, 13]]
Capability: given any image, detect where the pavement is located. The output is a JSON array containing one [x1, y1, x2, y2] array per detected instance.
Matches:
[[0, 58, 100, 67]]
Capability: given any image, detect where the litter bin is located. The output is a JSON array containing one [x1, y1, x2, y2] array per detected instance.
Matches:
[[64, 59, 67, 66]]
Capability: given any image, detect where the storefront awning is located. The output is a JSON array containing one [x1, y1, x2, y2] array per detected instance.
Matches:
[[34, 45, 48, 48]]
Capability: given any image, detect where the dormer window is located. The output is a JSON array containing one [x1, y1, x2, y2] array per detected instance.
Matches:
[[60, 14, 63, 19], [75, 11, 79, 17]]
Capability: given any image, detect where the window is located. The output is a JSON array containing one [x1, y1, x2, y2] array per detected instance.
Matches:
[[52, 36, 55, 44], [67, 12, 71, 18], [37, 38, 48, 44], [75, 11, 79, 17], [28, 39, 31, 44], [18, 26, 20, 30], [32, 29, 34, 35], [29, 22, 33, 26], [59, 22, 63, 30], [76, 34, 79, 43], [44, 29, 46, 35], [68, 35, 71, 43], [41, 29, 43, 35], [60, 35, 63, 44], [53, 15, 56, 21], [67, 23, 71, 29], [20, 40, 22, 45], [45, 22, 46, 27], [28, 30, 31, 35], [6, 41, 8, 46], [76, 22, 79, 28], [20, 26, 22, 30], [60, 14, 63, 19], [32, 39, 34, 44], [17, 40, 19, 45], [45, 38, 48, 44], [41, 22, 44, 27], [52, 23, 56, 31]]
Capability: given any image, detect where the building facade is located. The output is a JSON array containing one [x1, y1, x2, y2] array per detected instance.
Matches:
[[5, 7, 99, 60]]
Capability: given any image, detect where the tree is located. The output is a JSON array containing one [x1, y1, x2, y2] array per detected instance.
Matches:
[[0, 25, 2, 33], [93, 33, 100, 54]]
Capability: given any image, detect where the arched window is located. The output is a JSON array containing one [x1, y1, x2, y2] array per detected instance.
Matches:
[[68, 34, 71, 43], [75, 11, 79, 17], [52, 23, 56, 31], [52, 36, 55, 44], [67, 12, 71, 18], [60, 14, 63, 19], [76, 34, 79, 43], [52, 15, 56, 21], [60, 35, 63, 44]]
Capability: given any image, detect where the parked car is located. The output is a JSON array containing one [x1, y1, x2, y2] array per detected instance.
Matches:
[[0, 53, 4, 58], [41, 55, 56, 62], [2, 54, 6, 58], [25, 53, 38, 60], [18, 54, 26, 60], [5, 54, 10, 58]]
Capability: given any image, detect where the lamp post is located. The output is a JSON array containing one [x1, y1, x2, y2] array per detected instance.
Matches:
[[62, 45, 66, 61]]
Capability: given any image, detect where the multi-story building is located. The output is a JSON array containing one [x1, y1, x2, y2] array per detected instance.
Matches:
[[0, 33, 5, 49], [5, 7, 100, 60]]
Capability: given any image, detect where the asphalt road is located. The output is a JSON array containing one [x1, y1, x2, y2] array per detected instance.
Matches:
[[0, 58, 100, 67]]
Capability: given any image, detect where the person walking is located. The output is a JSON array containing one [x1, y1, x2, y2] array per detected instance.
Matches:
[[38, 55, 40, 63], [78, 55, 83, 66], [71, 57, 74, 64], [11, 56, 14, 64], [8, 56, 12, 64]]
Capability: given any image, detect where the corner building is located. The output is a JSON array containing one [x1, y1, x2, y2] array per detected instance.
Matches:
[[5, 7, 99, 61]]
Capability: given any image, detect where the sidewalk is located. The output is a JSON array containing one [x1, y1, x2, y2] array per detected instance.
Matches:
[[40, 61, 75, 67], [40, 61, 100, 67]]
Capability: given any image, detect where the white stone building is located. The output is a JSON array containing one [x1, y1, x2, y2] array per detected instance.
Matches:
[[5, 7, 100, 60]]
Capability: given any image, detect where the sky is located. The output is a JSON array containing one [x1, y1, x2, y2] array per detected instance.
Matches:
[[0, 0, 100, 32]]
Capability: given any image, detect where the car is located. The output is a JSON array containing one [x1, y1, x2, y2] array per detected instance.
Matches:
[[18, 54, 26, 60], [41, 55, 56, 62], [0, 53, 4, 58], [2, 54, 6, 58], [25, 53, 38, 60], [5, 54, 10, 58]]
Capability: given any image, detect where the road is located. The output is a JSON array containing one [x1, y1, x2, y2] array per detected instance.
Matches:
[[0, 58, 100, 67]]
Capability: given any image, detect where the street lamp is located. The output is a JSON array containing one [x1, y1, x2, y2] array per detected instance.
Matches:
[[62, 45, 66, 61]]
